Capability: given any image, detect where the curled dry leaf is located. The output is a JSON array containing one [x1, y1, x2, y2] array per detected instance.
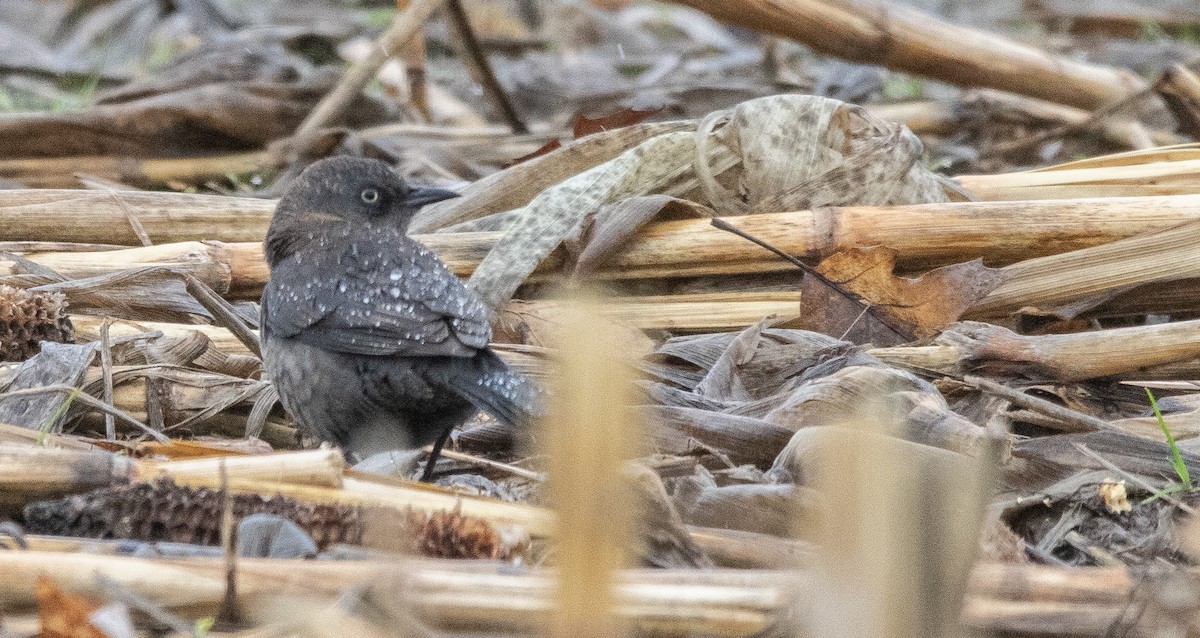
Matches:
[[411, 121, 693, 233], [466, 95, 953, 310], [762, 365, 992, 460], [693, 317, 772, 402], [563, 195, 709, 277], [648, 406, 795, 468], [468, 130, 703, 308], [694, 94, 954, 214]]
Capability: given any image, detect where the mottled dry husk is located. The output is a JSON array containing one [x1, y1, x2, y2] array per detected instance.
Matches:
[[22, 477, 363, 548]]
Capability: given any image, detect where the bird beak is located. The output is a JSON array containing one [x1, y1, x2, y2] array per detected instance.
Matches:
[[405, 186, 460, 208]]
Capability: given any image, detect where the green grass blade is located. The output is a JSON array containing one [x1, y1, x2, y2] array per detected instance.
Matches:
[[1142, 483, 1187, 505], [37, 387, 82, 445], [1147, 388, 1191, 487]]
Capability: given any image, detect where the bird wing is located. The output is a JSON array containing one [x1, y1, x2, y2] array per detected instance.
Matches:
[[261, 235, 491, 358]]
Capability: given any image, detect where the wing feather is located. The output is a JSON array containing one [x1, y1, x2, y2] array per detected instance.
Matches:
[[262, 232, 490, 357]]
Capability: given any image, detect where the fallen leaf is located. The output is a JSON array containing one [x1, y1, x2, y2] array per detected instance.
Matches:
[[36, 575, 107, 638], [505, 139, 562, 167], [796, 246, 1008, 345], [572, 107, 663, 138]]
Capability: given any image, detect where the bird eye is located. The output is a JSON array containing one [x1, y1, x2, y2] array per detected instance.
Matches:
[[360, 188, 380, 204]]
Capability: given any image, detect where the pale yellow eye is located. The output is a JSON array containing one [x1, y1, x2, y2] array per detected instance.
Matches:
[[360, 188, 379, 204]]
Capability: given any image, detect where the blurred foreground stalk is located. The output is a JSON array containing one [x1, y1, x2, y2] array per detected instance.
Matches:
[[546, 292, 637, 638], [802, 389, 995, 638]]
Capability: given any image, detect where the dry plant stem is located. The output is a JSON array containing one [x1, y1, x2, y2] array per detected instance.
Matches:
[[666, 0, 1143, 110], [869, 344, 962, 377], [100, 319, 115, 440], [954, 151, 1200, 201], [444, 0, 528, 134], [6, 190, 1200, 268], [970, 219, 1200, 318], [962, 376, 1116, 434], [988, 83, 1159, 155], [22, 195, 1200, 300], [251, 193, 1200, 288], [685, 526, 812, 568], [22, 241, 237, 295], [291, 0, 446, 150], [170, 472, 557, 536], [104, 190, 153, 246], [0, 152, 271, 189], [0, 554, 1170, 637], [964, 89, 1171, 150], [0, 423, 97, 449], [0, 241, 125, 252], [217, 461, 241, 627], [0, 385, 168, 442], [0, 554, 777, 636], [878, 320, 1200, 384], [182, 272, 262, 358], [396, 0, 432, 120], [145, 449, 345, 488], [804, 418, 987, 635], [0, 189, 273, 245], [72, 316, 248, 353], [0, 447, 345, 499], [499, 292, 803, 335], [0, 446, 133, 500], [1156, 64, 1200, 137], [404, 43, 431, 121], [1123, 356, 1200, 381], [432, 447, 544, 481], [864, 101, 958, 136]]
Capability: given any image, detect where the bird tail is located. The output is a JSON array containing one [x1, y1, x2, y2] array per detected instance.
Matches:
[[426, 350, 542, 427]]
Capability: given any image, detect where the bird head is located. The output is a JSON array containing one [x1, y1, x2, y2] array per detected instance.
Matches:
[[265, 157, 459, 266]]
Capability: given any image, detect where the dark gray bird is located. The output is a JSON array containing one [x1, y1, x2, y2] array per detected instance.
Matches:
[[261, 156, 539, 480]]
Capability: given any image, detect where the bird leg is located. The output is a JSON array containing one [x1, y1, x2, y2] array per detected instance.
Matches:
[[421, 428, 454, 481]]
